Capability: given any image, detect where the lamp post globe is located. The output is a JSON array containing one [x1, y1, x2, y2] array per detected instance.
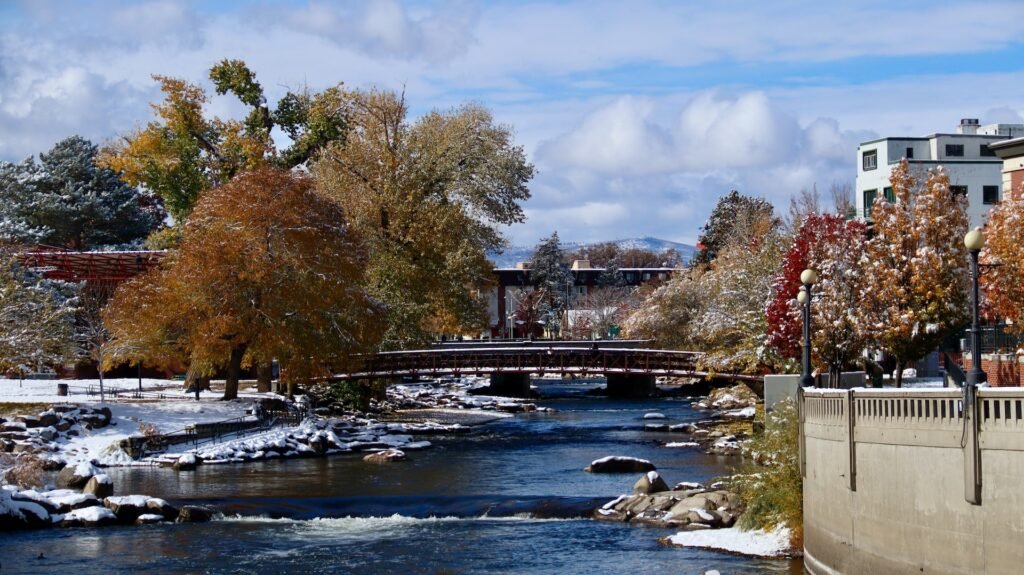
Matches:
[[964, 228, 987, 387], [799, 270, 817, 388]]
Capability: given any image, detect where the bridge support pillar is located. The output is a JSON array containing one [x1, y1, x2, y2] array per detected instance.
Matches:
[[487, 373, 532, 397], [606, 374, 657, 398]]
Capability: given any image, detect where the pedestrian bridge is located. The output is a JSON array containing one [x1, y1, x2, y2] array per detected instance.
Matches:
[[334, 341, 717, 396]]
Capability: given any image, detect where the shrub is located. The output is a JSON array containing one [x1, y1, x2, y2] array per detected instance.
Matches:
[[732, 399, 803, 548]]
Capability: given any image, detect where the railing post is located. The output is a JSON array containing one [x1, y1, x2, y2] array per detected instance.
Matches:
[[846, 389, 857, 491], [963, 384, 982, 505], [798, 386, 806, 478]]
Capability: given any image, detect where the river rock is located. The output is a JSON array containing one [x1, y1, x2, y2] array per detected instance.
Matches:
[[634, 471, 670, 495], [669, 423, 699, 433], [38, 412, 59, 428], [44, 489, 100, 512], [643, 412, 667, 420], [0, 489, 51, 530], [585, 456, 656, 473], [57, 461, 101, 489], [15, 415, 41, 428], [38, 427, 57, 442], [693, 383, 758, 411], [135, 513, 166, 525], [147, 498, 179, 520], [10, 490, 57, 515], [105, 495, 150, 523], [173, 453, 198, 471], [363, 448, 407, 463], [595, 487, 743, 529], [55, 419, 72, 432], [60, 506, 117, 528], [176, 505, 213, 523]]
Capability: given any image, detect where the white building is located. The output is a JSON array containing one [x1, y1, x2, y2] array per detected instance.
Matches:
[[855, 119, 1024, 227]]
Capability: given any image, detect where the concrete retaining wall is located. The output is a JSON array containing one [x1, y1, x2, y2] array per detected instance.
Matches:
[[802, 388, 1024, 575]]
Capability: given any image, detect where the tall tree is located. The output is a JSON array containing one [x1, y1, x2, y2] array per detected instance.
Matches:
[[0, 257, 77, 378], [860, 160, 969, 387], [531, 232, 572, 314], [103, 168, 383, 399], [694, 190, 776, 265], [766, 213, 869, 382], [99, 59, 347, 228], [0, 136, 163, 249], [982, 183, 1024, 326], [316, 89, 533, 348]]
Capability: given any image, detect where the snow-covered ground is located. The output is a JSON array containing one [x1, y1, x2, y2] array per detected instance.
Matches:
[[0, 377, 216, 404], [2, 377, 268, 466], [664, 526, 795, 558]]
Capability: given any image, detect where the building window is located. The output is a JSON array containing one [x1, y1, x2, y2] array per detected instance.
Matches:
[[980, 144, 996, 157], [905, 147, 914, 159], [883, 187, 895, 202], [950, 185, 968, 197], [946, 144, 965, 157], [642, 272, 651, 281], [983, 185, 1000, 204], [862, 150, 877, 171], [863, 189, 877, 217]]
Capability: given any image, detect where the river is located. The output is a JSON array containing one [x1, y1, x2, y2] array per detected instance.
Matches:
[[1, 381, 802, 574]]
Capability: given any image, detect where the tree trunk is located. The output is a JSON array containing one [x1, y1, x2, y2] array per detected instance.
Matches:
[[223, 345, 247, 400], [894, 359, 904, 388], [256, 362, 273, 393]]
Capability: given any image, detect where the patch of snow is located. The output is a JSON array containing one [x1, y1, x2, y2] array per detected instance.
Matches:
[[665, 526, 793, 558], [590, 455, 652, 466], [643, 412, 667, 420], [690, 508, 714, 522], [63, 506, 116, 523], [106, 495, 149, 507], [664, 442, 700, 448], [646, 471, 660, 482]]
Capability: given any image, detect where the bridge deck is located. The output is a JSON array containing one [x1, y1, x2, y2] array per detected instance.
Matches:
[[335, 346, 707, 380]]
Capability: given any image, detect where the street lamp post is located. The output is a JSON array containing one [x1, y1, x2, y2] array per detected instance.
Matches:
[[797, 268, 818, 388], [964, 228, 987, 387]]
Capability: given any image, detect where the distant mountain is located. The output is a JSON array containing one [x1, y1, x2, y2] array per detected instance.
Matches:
[[488, 237, 696, 268]]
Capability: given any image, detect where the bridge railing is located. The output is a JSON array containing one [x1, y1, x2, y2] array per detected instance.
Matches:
[[338, 346, 705, 379]]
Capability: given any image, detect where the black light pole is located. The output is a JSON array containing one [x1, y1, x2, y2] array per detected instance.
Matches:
[[964, 228, 987, 387], [798, 268, 818, 388]]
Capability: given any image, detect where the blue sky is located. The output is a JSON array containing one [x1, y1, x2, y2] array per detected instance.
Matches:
[[2, 0, 1023, 246]]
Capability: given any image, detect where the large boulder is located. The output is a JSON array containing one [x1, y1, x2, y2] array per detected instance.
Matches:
[[585, 456, 656, 473], [176, 505, 213, 523], [38, 412, 59, 428], [363, 448, 408, 464], [146, 498, 179, 521], [59, 506, 117, 528], [693, 384, 759, 411], [0, 489, 51, 530], [135, 513, 166, 525], [57, 461, 101, 489], [104, 495, 150, 523], [634, 471, 670, 495], [46, 491, 100, 513], [173, 453, 198, 471]]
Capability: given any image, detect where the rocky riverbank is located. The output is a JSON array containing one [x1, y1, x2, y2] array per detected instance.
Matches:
[[644, 383, 761, 456]]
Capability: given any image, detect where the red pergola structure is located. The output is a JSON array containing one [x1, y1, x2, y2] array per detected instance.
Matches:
[[8, 246, 165, 285]]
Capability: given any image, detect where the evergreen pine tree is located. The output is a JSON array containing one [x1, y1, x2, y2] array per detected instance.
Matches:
[[0, 136, 163, 249], [530, 232, 571, 313]]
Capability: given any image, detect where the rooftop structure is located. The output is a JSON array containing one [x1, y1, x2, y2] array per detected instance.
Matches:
[[855, 119, 1024, 227]]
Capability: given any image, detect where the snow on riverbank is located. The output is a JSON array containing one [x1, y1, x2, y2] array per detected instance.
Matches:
[[664, 526, 795, 558], [0, 377, 192, 403]]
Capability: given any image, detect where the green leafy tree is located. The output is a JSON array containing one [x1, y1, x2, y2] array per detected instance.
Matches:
[[100, 59, 347, 227], [0, 136, 162, 249], [317, 89, 533, 348]]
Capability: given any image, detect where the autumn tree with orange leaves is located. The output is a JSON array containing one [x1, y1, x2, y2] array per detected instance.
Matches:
[[981, 183, 1024, 328], [103, 168, 383, 399], [860, 160, 969, 387]]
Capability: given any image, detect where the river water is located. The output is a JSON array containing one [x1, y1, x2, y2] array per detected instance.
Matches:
[[2, 382, 802, 574]]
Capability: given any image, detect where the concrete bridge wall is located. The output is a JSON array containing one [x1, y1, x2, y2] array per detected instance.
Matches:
[[802, 388, 1024, 575]]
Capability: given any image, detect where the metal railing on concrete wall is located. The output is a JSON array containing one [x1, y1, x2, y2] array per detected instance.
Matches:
[[801, 386, 1024, 575]]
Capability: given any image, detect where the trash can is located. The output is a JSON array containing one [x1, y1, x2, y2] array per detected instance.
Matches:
[[57, 383, 69, 396]]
